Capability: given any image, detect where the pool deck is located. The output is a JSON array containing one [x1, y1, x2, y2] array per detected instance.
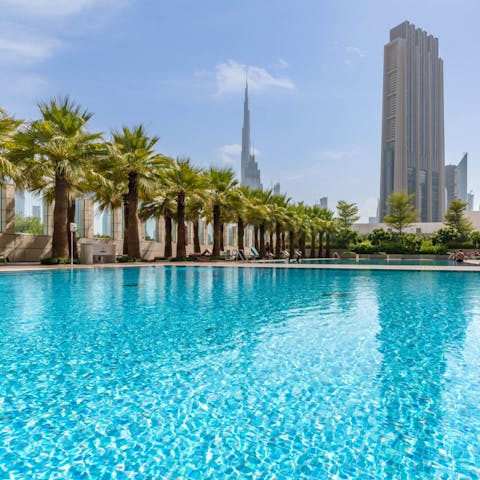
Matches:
[[2, 259, 480, 273]]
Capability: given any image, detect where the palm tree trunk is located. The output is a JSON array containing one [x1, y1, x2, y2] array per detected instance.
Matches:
[[259, 223, 266, 257], [127, 172, 140, 259], [122, 195, 129, 255], [220, 223, 224, 252], [289, 230, 295, 258], [299, 233, 306, 258], [67, 198, 78, 259], [275, 223, 281, 258], [164, 209, 172, 258], [52, 173, 69, 258], [281, 232, 285, 251], [326, 232, 331, 258], [176, 193, 186, 258], [237, 216, 244, 251], [310, 229, 316, 258], [213, 204, 221, 257], [269, 230, 274, 255], [254, 226, 259, 251], [318, 231, 324, 258], [193, 218, 201, 253]]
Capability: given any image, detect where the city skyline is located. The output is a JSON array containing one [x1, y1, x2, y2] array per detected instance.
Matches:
[[1, 1, 480, 221]]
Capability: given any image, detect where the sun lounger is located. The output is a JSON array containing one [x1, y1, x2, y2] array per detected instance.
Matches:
[[250, 246, 261, 260]]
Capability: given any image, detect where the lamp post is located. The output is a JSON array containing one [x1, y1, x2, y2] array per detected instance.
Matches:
[[70, 222, 77, 266]]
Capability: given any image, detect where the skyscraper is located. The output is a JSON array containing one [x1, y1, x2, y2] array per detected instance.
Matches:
[[457, 152, 468, 203], [445, 164, 457, 207], [379, 21, 445, 222], [445, 153, 468, 208], [240, 81, 262, 190]]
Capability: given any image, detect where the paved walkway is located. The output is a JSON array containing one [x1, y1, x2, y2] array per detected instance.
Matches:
[[2, 260, 480, 273]]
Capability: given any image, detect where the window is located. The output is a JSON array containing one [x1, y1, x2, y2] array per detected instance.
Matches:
[[171, 220, 177, 243], [74, 198, 85, 238], [207, 223, 213, 245], [145, 217, 157, 241], [93, 203, 112, 238], [15, 189, 48, 235], [199, 219, 205, 245]]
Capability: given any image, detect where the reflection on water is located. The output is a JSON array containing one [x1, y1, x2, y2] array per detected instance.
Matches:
[[0, 267, 479, 477]]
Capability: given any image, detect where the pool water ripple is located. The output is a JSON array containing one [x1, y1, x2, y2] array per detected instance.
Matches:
[[1, 267, 480, 478]]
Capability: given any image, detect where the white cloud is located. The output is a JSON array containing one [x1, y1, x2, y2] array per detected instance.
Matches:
[[0, 0, 125, 18], [216, 143, 260, 164], [275, 58, 290, 69], [344, 46, 367, 58], [0, 33, 60, 65], [319, 150, 354, 160], [285, 173, 305, 181], [216, 144, 242, 164], [214, 60, 294, 95]]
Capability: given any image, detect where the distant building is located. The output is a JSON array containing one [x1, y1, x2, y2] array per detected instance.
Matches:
[[445, 153, 468, 208], [445, 164, 457, 207], [32, 205, 41, 219], [468, 191, 474, 211], [379, 21, 445, 222], [319, 197, 328, 209], [457, 153, 468, 203], [273, 182, 281, 195], [15, 190, 25, 216], [368, 217, 379, 224], [240, 80, 262, 190]]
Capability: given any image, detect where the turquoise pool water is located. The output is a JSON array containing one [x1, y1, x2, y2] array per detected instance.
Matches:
[[300, 258, 469, 266], [1, 267, 480, 478]]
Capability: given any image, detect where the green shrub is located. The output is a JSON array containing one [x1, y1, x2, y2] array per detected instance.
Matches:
[[401, 234, 422, 253], [350, 241, 379, 254], [419, 241, 447, 255], [117, 256, 146, 263], [431, 227, 460, 246], [368, 228, 392, 245], [40, 257, 79, 265], [378, 242, 407, 254]]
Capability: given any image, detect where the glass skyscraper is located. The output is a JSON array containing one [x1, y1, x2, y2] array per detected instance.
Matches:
[[379, 21, 445, 222]]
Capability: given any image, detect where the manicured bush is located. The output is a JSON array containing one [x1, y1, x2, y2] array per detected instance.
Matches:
[[40, 257, 79, 265], [350, 241, 379, 254], [419, 241, 446, 255], [368, 228, 392, 245]]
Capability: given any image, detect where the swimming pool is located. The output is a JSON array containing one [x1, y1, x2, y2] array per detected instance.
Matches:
[[299, 258, 470, 266], [1, 266, 479, 478]]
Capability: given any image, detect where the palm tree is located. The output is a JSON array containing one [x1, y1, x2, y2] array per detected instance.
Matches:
[[186, 193, 206, 253], [206, 167, 238, 257], [270, 193, 290, 258], [9, 97, 104, 258], [162, 157, 206, 258], [106, 125, 167, 259], [319, 209, 337, 258], [0, 109, 22, 185], [139, 195, 175, 258]]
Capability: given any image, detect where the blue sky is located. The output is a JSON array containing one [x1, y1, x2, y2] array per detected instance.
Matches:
[[1, 0, 479, 221]]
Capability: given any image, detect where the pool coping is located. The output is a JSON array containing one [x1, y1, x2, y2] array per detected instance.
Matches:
[[1, 259, 480, 273]]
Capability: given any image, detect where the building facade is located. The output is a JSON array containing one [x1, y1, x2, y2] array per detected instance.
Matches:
[[445, 152, 468, 209], [457, 152, 468, 203], [240, 81, 262, 190], [379, 21, 445, 222], [0, 185, 257, 261]]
